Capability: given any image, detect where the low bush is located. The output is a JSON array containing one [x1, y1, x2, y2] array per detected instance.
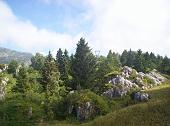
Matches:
[[53, 90, 110, 120], [0, 94, 44, 126], [143, 76, 155, 84]]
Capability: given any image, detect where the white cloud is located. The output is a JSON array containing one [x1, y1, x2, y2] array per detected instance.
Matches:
[[0, 0, 170, 57], [0, 1, 83, 55], [84, 0, 170, 56]]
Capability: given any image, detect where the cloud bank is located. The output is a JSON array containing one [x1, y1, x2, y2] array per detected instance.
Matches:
[[0, 0, 170, 56], [86, 0, 170, 56]]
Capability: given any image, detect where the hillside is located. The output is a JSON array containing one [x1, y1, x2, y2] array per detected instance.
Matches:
[[0, 47, 33, 64], [83, 81, 170, 126], [46, 81, 170, 126], [0, 39, 170, 126]]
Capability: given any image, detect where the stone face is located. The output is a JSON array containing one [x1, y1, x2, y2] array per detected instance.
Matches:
[[134, 77, 144, 86], [28, 107, 33, 118], [103, 87, 128, 98], [69, 102, 96, 121], [103, 66, 166, 99], [0, 76, 9, 100], [133, 92, 149, 101], [138, 72, 145, 79], [122, 66, 133, 78], [0, 64, 8, 73]]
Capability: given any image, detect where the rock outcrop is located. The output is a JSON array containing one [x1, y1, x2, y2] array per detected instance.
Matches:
[[133, 92, 150, 101], [0, 76, 9, 100], [103, 66, 166, 98], [68, 101, 99, 121]]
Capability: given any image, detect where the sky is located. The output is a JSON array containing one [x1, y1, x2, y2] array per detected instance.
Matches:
[[0, 0, 170, 56]]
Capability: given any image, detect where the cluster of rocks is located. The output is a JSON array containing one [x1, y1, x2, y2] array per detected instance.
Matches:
[[0, 76, 9, 100], [69, 102, 97, 121], [103, 86, 128, 98], [133, 92, 150, 101], [103, 66, 166, 99], [0, 64, 8, 73]]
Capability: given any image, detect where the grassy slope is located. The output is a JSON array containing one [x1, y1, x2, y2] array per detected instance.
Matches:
[[46, 81, 170, 126]]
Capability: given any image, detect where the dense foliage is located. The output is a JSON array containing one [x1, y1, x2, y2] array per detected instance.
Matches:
[[120, 49, 170, 73], [0, 38, 170, 125]]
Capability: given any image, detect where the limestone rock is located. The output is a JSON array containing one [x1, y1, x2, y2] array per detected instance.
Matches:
[[0, 77, 9, 100], [133, 92, 150, 101], [104, 66, 166, 99], [69, 102, 96, 121]]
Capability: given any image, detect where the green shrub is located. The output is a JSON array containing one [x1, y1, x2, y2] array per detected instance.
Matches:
[[0, 94, 44, 126], [60, 90, 110, 120], [51, 98, 68, 120], [161, 74, 170, 79], [104, 71, 121, 78], [143, 76, 155, 84], [129, 69, 138, 80]]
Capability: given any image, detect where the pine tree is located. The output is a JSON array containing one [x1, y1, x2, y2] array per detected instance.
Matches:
[[134, 49, 144, 72], [42, 51, 64, 119], [42, 51, 61, 97], [14, 65, 29, 94], [63, 49, 70, 85], [120, 50, 128, 66], [31, 53, 45, 72], [160, 56, 170, 74], [105, 50, 121, 73], [56, 49, 69, 86], [149, 52, 157, 70], [143, 52, 151, 72], [72, 38, 97, 89], [64, 49, 70, 64], [126, 49, 136, 67], [7, 60, 19, 76], [56, 48, 64, 79]]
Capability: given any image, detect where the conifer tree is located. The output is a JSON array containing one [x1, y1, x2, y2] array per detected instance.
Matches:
[[120, 50, 128, 66], [160, 56, 170, 74], [134, 49, 144, 72], [7, 60, 19, 76], [42, 51, 63, 119], [107, 50, 121, 70], [42, 51, 61, 97], [14, 65, 29, 94], [31, 53, 45, 72], [56, 49, 69, 86], [126, 49, 136, 67], [72, 38, 97, 89]]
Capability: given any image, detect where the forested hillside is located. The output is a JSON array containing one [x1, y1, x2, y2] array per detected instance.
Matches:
[[0, 38, 170, 126]]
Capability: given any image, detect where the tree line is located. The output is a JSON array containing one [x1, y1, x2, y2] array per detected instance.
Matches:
[[2, 37, 170, 123]]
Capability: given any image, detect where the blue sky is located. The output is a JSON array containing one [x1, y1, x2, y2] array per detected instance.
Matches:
[[5, 0, 89, 34], [0, 0, 170, 56]]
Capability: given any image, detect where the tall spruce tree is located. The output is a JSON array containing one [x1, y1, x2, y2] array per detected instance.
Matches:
[[95, 50, 121, 92], [42, 51, 63, 119], [63, 49, 70, 85], [120, 50, 128, 66], [7, 60, 19, 76], [42, 51, 61, 97], [107, 50, 121, 70], [126, 49, 136, 67], [160, 56, 170, 74], [56, 49, 69, 86], [14, 65, 29, 94], [134, 49, 144, 72], [31, 53, 45, 72], [56, 48, 65, 78], [64, 49, 70, 64], [72, 38, 97, 89]]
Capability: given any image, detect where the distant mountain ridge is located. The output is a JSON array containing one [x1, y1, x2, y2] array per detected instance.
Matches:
[[0, 47, 33, 64]]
